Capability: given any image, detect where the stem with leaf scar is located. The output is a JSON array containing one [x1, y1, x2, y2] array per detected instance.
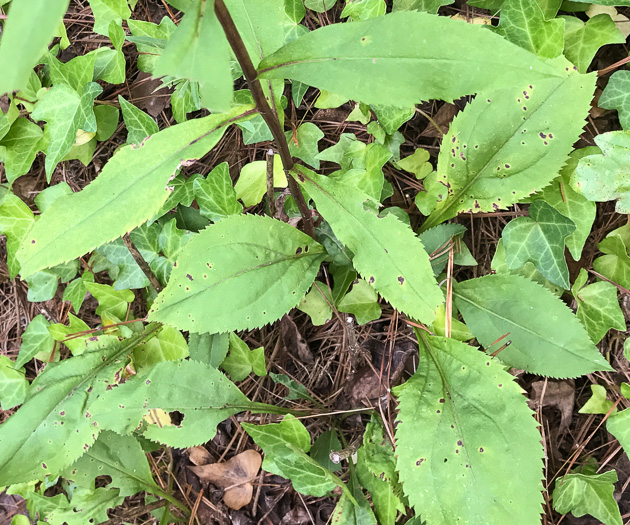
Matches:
[[214, 0, 316, 239]]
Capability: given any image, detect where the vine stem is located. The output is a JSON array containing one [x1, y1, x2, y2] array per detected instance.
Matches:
[[214, 0, 316, 238], [123, 233, 163, 293]]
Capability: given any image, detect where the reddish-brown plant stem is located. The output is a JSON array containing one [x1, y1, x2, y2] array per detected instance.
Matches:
[[214, 0, 315, 238]]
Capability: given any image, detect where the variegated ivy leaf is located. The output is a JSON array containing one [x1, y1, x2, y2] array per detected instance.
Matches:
[[148, 215, 326, 333], [593, 225, 630, 289], [562, 14, 625, 74], [502, 200, 575, 289], [394, 335, 544, 524], [494, 0, 564, 59], [599, 70, 630, 130], [572, 269, 625, 344], [571, 131, 630, 213], [532, 147, 597, 260], [422, 58, 594, 230]]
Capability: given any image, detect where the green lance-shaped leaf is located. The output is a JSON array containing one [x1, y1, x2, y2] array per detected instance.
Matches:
[[257, 11, 566, 107], [421, 60, 595, 230], [494, 0, 564, 59], [0, 0, 70, 95], [571, 131, 630, 213], [599, 70, 630, 130], [295, 165, 443, 324], [17, 105, 254, 278], [572, 269, 625, 344], [502, 200, 575, 289], [394, 335, 544, 525], [63, 431, 158, 497], [553, 467, 622, 525], [453, 274, 613, 377], [0, 325, 161, 485], [90, 360, 253, 448], [225, 0, 297, 68], [532, 147, 597, 260], [154, 0, 232, 112], [148, 214, 326, 333]]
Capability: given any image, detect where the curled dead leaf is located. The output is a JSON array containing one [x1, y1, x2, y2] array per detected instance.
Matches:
[[189, 449, 262, 510], [187, 445, 213, 466]]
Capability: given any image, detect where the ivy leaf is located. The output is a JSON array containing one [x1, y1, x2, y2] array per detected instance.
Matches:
[[572, 131, 630, 213], [579, 384, 615, 415], [562, 14, 624, 73], [48, 53, 96, 92], [599, 70, 630, 130], [0, 118, 45, 183], [0, 0, 70, 94], [392, 0, 454, 15], [553, 468, 622, 525], [533, 147, 597, 260], [63, 431, 157, 497], [296, 166, 443, 324], [90, 359, 253, 448], [394, 335, 544, 524], [242, 416, 347, 497], [341, 0, 387, 20], [148, 215, 326, 333], [0, 326, 161, 485], [258, 11, 567, 107], [63, 271, 95, 313], [453, 274, 613, 377], [188, 332, 229, 368], [421, 59, 595, 230], [235, 157, 287, 207], [222, 333, 266, 381], [31, 82, 102, 178], [0, 356, 29, 410], [16, 314, 55, 368], [494, 0, 564, 59], [118, 96, 159, 145], [132, 326, 189, 369], [193, 163, 243, 221], [337, 278, 382, 325], [286, 122, 325, 169], [33, 487, 124, 525], [0, 193, 35, 279], [502, 200, 575, 288], [17, 105, 254, 278], [304, 0, 338, 12], [492, 239, 563, 295], [607, 408, 630, 458], [88, 0, 130, 35], [572, 269, 625, 343], [85, 282, 134, 320], [127, 17, 176, 73], [93, 239, 150, 290], [593, 225, 630, 289], [154, 0, 232, 112], [297, 281, 334, 326]]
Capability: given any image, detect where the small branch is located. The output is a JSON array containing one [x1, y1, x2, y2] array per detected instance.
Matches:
[[123, 233, 163, 293], [265, 149, 277, 217], [214, 0, 315, 238]]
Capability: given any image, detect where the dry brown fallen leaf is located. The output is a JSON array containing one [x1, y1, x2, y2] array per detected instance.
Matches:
[[189, 449, 262, 510]]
